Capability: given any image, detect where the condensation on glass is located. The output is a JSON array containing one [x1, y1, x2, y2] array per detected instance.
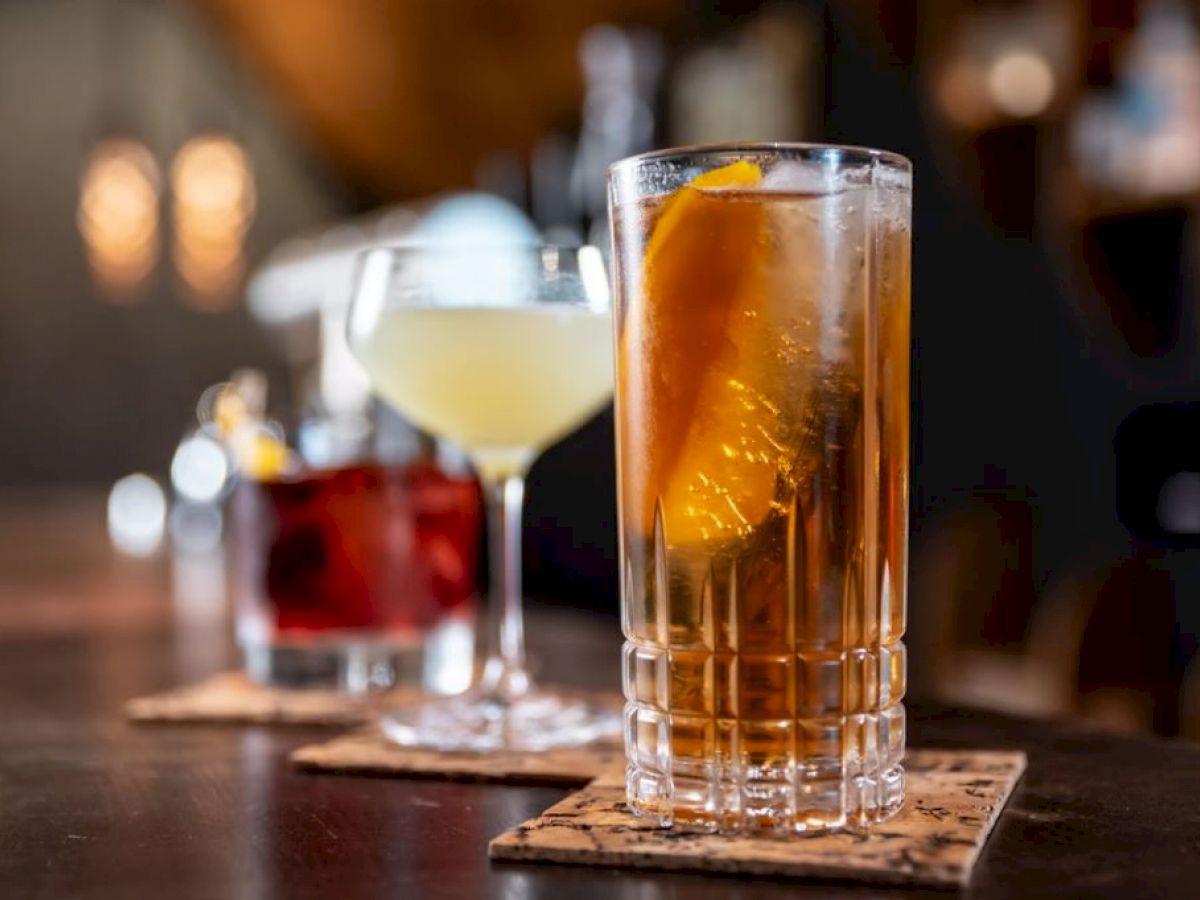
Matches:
[[609, 144, 912, 832]]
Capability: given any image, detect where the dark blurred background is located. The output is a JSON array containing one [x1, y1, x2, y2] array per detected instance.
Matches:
[[5, 0, 1200, 737]]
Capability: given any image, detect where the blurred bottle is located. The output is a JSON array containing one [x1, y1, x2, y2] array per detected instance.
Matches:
[[525, 25, 662, 248], [668, 9, 817, 148]]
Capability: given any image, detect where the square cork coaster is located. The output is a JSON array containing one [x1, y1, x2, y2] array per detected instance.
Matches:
[[124, 671, 409, 726], [290, 690, 625, 785], [292, 727, 623, 786], [488, 748, 1027, 889]]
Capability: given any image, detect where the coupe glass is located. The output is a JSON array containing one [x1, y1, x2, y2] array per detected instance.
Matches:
[[347, 244, 619, 750]]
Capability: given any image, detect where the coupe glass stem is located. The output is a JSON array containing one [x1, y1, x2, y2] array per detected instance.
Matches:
[[477, 472, 531, 703]]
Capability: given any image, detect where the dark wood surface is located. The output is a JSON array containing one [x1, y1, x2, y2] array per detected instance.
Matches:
[[2, 491, 1200, 899]]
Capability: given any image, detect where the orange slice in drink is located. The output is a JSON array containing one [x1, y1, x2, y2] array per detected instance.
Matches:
[[620, 160, 783, 545]]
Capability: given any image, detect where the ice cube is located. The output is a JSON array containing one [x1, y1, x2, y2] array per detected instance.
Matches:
[[759, 160, 838, 195]]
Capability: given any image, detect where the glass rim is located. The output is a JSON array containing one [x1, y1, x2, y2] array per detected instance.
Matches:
[[355, 241, 591, 262], [347, 240, 613, 318], [608, 141, 913, 179]]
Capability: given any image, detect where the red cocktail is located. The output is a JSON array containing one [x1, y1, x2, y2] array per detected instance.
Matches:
[[233, 460, 482, 689]]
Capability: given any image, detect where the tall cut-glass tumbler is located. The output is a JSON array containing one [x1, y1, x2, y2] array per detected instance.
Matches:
[[609, 144, 912, 832]]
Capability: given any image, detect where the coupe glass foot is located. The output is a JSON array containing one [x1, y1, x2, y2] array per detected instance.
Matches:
[[381, 688, 620, 752]]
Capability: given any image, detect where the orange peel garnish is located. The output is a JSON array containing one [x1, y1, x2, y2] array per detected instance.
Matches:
[[620, 160, 783, 545]]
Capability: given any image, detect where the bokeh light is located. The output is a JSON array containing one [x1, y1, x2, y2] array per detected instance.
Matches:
[[414, 192, 538, 248], [107, 473, 167, 557], [171, 134, 256, 310], [935, 61, 991, 130], [403, 194, 540, 307], [1157, 471, 1200, 534], [170, 432, 230, 503], [77, 138, 161, 300], [987, 49, 1056, 119]]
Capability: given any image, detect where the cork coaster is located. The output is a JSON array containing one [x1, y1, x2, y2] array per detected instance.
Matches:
[[488, 748, 1026, 889], [292, 727, 622, 785], [124, 671, 410, 726], [290, 691, 625, 785]]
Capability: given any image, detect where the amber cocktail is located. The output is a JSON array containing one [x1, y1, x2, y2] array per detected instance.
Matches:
[[609, 144, 911, 832]]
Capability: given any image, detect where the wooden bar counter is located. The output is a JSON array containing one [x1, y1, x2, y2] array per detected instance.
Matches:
[[1, 491, 1198, 898]]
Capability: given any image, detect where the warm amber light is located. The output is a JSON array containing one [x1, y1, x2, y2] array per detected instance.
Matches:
[[171, 134, 256, 310], [987, 49, 1056, 119], [935, 61, 991, 130], [78, 139, 161, 300]]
